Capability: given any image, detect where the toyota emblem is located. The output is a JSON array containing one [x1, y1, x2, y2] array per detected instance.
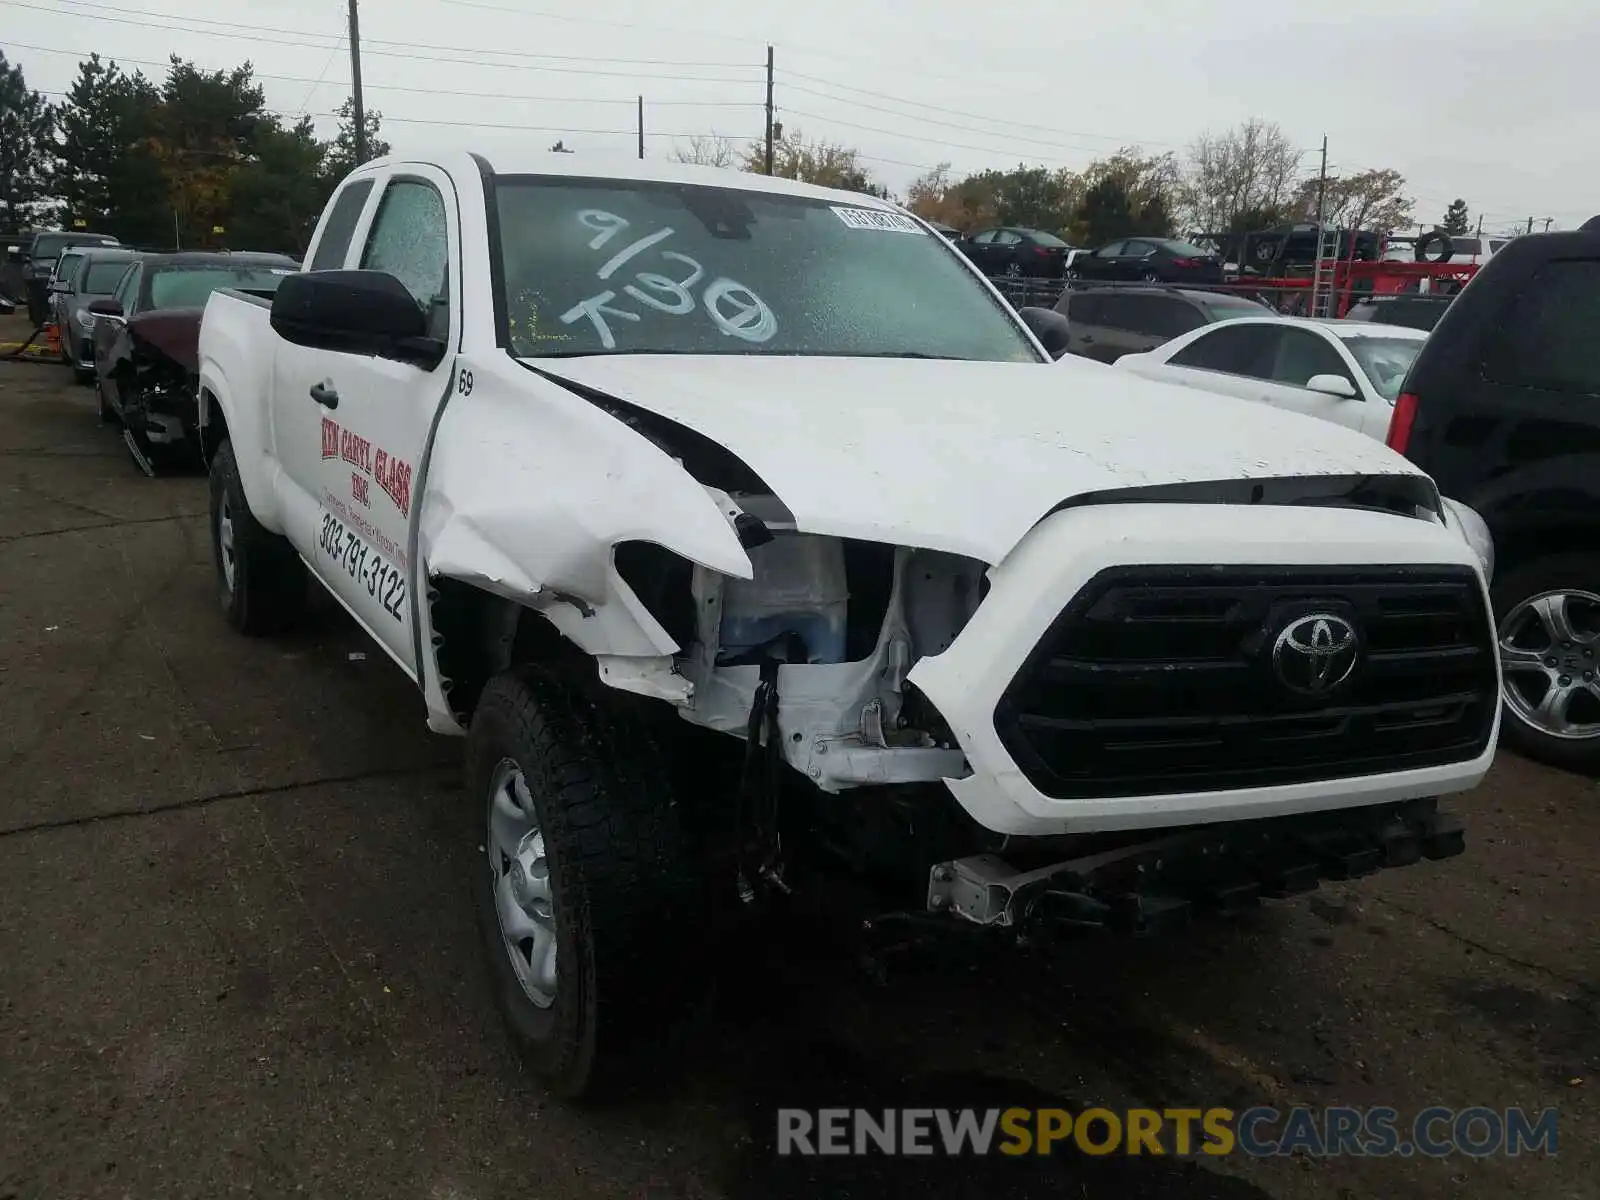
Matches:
[[1271, 612, 1360, 696]]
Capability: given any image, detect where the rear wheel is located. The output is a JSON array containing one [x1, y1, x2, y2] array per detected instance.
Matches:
[[1493, 553, 1600, 772], [467, 666, 704, 1097], [208, 439, 306, 635]]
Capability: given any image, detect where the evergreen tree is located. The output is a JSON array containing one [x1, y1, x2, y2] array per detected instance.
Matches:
[[1442, 198, 1470, 236], [0, 51, 55, 227]]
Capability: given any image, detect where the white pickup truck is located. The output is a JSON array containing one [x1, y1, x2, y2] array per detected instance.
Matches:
[[197, 152, 1501, 1096]]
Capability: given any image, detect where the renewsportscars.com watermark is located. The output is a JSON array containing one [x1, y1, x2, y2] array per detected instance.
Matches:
[[777, 1106, 1559, 1159]]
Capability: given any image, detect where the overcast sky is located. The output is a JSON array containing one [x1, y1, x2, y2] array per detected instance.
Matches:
[[9, 0, 1596, 233]]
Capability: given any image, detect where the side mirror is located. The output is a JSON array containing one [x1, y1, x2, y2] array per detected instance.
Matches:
[[1306, 373, 1358, 398], [1017, 305, 1072, 360], [270, 270, 446, 370], [86, 299, 124, 319]]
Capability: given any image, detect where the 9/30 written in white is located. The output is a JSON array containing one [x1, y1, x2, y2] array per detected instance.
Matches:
[[558, 209, 777, 350]]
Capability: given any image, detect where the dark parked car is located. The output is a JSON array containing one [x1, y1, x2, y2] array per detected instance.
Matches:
[[961, 226, 1073, 278], [50, 248, 140, 383], [1388, 214, 1600, 770], [1069, 237, 1223, 285], [927, 220, 962, 242], [92, 251, 299, 471], [19, 229, 120, 324], [1343, 293, 1453, 332], [1054, 284, 1273, 363]]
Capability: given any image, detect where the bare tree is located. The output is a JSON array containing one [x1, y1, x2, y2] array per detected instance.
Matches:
[[670, 133, 737, 168], [1183, 118, 1303, 232], [1295, 168, 1413, 234], [738, 127, 884, 197]]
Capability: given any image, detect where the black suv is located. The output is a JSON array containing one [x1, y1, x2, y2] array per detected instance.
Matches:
[[1054, 284, 1273, 363], [1390, 215, 1600, 770]]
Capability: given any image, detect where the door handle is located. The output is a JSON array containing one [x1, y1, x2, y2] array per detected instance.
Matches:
[[309, 381, 339, 409]]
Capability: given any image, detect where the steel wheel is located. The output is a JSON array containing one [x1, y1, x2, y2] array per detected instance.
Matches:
[[1498, 589, 1600, 740], [486, 758, 558, 1008], [217, 491, 237, 594]]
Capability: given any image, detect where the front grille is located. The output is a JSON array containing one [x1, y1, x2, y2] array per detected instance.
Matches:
[[996, 565, 1497, 799]]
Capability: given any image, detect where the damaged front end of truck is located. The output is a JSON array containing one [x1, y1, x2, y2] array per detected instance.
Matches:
[[409, 352, 1498, 939]]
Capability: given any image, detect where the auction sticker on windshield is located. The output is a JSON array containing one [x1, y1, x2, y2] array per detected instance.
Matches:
[[831, 206, 927, 235]]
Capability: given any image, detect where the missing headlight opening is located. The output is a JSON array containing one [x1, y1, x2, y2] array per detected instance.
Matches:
[[612, 518, 983, 787]]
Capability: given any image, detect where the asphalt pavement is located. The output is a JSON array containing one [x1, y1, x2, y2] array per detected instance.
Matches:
[[0, 326, 1594, 1200]]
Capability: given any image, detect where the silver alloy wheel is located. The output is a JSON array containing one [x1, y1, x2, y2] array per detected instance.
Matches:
[[486, 758, 558, 1008], [1498, 589, 1600, 740], [218, 492, 237, 593]]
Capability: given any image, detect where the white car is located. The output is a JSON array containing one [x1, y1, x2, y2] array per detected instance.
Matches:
[[196, 152, 1498, 1097], [1113, 316, 1428, 442]]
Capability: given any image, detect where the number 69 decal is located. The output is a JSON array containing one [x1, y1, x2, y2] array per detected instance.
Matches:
[[456, 368, 474, 396]]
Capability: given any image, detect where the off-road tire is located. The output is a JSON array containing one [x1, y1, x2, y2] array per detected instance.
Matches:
[[208, 438, 306, 635], [1491, 552, 1600, 772], [466, 666, 704, 1098]]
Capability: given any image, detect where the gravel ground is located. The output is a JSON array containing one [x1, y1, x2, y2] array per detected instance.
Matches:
[[0, 328, 1594, 1200]]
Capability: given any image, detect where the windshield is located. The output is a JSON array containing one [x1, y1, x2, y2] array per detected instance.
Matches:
[[493, 177, 1040, 362], [1342, 335, 1424, 401], [1030, 231, 1068, 247], [30, 233, 71, 260], [147, 265, 294, 310], [1202, 295, 1270, 318], [1164, 240, 1215, 258], [83, 261, 130, 293]]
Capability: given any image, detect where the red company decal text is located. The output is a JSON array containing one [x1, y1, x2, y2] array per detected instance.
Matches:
[[321, 416, 413, 517]]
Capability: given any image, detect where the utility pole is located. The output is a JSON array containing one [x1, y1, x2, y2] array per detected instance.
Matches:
[[348, 0, 367, 165], [1543, 218, 1554, 232], [761, 44, 774, 175], [1309, 135, 1328, 317], [637, 96, 644, 159], [1526, 216, 1534, 234]]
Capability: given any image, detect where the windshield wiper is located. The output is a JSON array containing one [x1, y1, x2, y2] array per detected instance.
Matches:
[[527, 348, 708, 359], [850, 351, 963, 360]]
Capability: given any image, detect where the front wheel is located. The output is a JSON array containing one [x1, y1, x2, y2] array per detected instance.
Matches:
[[1493, 552, 1600, 772], [467, 666, 704, 1097], [208, 439, 306, 635]]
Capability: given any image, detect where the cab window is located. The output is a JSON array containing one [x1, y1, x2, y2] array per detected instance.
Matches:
[[360, 178, 451, 342]]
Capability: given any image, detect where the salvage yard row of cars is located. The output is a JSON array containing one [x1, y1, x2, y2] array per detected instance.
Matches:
[[20, 157, 1600, 1100], [25, 238, 299, 472]]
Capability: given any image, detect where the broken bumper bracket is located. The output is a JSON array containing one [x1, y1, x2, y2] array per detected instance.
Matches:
[[925, 798, 1464, 935]]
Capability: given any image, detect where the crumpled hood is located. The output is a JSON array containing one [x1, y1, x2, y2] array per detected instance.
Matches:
[[525, 354, 1432, 564], [128, 308, 203, 372]]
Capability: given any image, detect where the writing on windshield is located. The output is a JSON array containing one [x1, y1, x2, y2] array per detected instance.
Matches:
[[560, 209, 776, 350], [493, 177, 1041, 363]]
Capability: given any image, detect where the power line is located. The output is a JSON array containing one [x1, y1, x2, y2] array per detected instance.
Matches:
[[429, 0, 1088, 98], [1, 0, 764, 77], [10, 38, 760, 107], [296, 34, 346, 117], [779, 106, 1064, 165], [780, 79, 1153, 157], [34, 85, 760, 143], [780, 68, 1182, 149]]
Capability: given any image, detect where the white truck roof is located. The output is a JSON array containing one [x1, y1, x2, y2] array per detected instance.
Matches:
[[347, 148, 907, 211]]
